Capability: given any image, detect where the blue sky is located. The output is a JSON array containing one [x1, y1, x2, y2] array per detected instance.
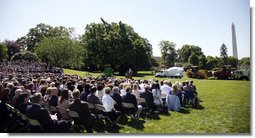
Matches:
[[0, 0, 250, 59]]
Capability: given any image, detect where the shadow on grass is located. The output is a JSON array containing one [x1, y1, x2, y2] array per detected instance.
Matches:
[[118, 116, 145, 131], [126, 120, 145, 130], [145, 113, 161, 120], [93, 119, 123, 133], [179, 108, 191, 114]]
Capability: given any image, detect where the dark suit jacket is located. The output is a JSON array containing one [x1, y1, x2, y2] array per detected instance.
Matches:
[[121, 93, 137, 111], [87, 94, 102, 105], [69, 99, 93, 128], [49, 95, 58, 107], [26, 104, 58, 132], [112, 92, 123, 111], [18, 103, 28, 114], [140, 90, 155, 110], [80, 90, 90, 102]]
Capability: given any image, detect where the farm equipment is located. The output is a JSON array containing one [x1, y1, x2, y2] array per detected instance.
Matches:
[[186, 66, 210, 79], [213, 65, 232, 80]]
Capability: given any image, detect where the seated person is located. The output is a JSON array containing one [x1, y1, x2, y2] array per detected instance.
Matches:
[[16, 92, 30, 114], [80, 84, 91, 102], [166, 84, 181, 112], [57, 88, 70, 119], [49, 87, 58, 107], [122, 86, 142, 119], [140, 85, 156, 113], [69, 89, 94, 133], [111, 87, 122, 112], [87, 87, 102, 105], [26, 93, 70, 133], [102, 87, 121, 125]]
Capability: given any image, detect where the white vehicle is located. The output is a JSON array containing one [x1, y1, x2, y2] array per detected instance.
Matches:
[[233, 68, 250, 80], [155, 67, 184, 78]]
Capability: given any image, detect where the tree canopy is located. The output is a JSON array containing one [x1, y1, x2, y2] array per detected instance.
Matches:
[[81, 18, 152, 75], [177, 45, 203, 63], [158, 40, 177, 68], [18, 23, 73, 51], [35, 37, 84, 69], [220, 43, 228, 65]]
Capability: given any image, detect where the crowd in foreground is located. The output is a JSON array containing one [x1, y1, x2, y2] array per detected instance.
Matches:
[[0, 61, 200, 133]]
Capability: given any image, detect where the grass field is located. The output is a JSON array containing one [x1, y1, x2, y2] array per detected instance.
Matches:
[[64, 69, 250, 134]]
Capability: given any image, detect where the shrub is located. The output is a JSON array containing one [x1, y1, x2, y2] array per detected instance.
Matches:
[[11, 51, 39, 61]]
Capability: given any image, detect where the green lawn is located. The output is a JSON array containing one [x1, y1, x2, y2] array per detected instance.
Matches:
[[64, 69, 250, 134]]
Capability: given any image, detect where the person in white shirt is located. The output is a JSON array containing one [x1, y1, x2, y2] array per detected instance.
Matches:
[[160, 80, 172, 97], [160, 80, 172, 106], [102, 87, 121, 124], [139, 80, 145, 92]]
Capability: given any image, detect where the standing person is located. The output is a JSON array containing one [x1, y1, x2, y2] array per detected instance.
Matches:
[[102, 87, 121, 125]]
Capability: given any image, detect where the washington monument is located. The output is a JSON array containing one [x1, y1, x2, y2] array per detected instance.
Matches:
[[231, 23, 238, 59]]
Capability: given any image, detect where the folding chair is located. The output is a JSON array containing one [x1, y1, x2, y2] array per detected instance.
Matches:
[[44, 103, 57, 114], [56, 106, 70, 120], [27, 118, 44, 132], [67, 109, 84, 132], [136, 98, 149, 116]]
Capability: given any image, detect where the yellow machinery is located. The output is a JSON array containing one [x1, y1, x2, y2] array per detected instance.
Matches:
[[186, 66, 209, 79]]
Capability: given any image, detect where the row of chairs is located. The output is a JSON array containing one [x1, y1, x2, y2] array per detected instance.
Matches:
[[4, 103, 44, 132]]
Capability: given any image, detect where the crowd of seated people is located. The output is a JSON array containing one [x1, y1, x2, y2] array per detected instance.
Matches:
[[0, 61, 200, 133]]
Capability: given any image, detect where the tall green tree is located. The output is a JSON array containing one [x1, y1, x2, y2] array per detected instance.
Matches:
[[158, 40, 177, 67], [198, 54, 207, 69], [238, 57, 250, 67], [177, 45, 203, 63], [220, 43, 228, 65], [227, 56, 238, 68], [206, 56, 218, 70], [188, 52, 199, 66], [19, 23, 73, 51], [0, 42, 8, 63], [81, 19, 152, 75], [35, 37, 84, 69]]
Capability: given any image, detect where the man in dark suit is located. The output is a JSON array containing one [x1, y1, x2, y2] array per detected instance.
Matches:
[[26, 93, 70, 133], [69, 89, 94, 133], [140, 85, 156, 113], [111, 87, 123, 113], [121, 86, 137, 116], [87, 87, 102, 105], [48, 87, 58, 107]]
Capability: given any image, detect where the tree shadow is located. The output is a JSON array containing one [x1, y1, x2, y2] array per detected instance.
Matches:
[[159, 110, 171, 116], [179, 108, 191, 114], [196, 104, 205, 110], [93, 119, 122, 133], [126, 119, 145, 130], [145, 113, 160, 120]]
